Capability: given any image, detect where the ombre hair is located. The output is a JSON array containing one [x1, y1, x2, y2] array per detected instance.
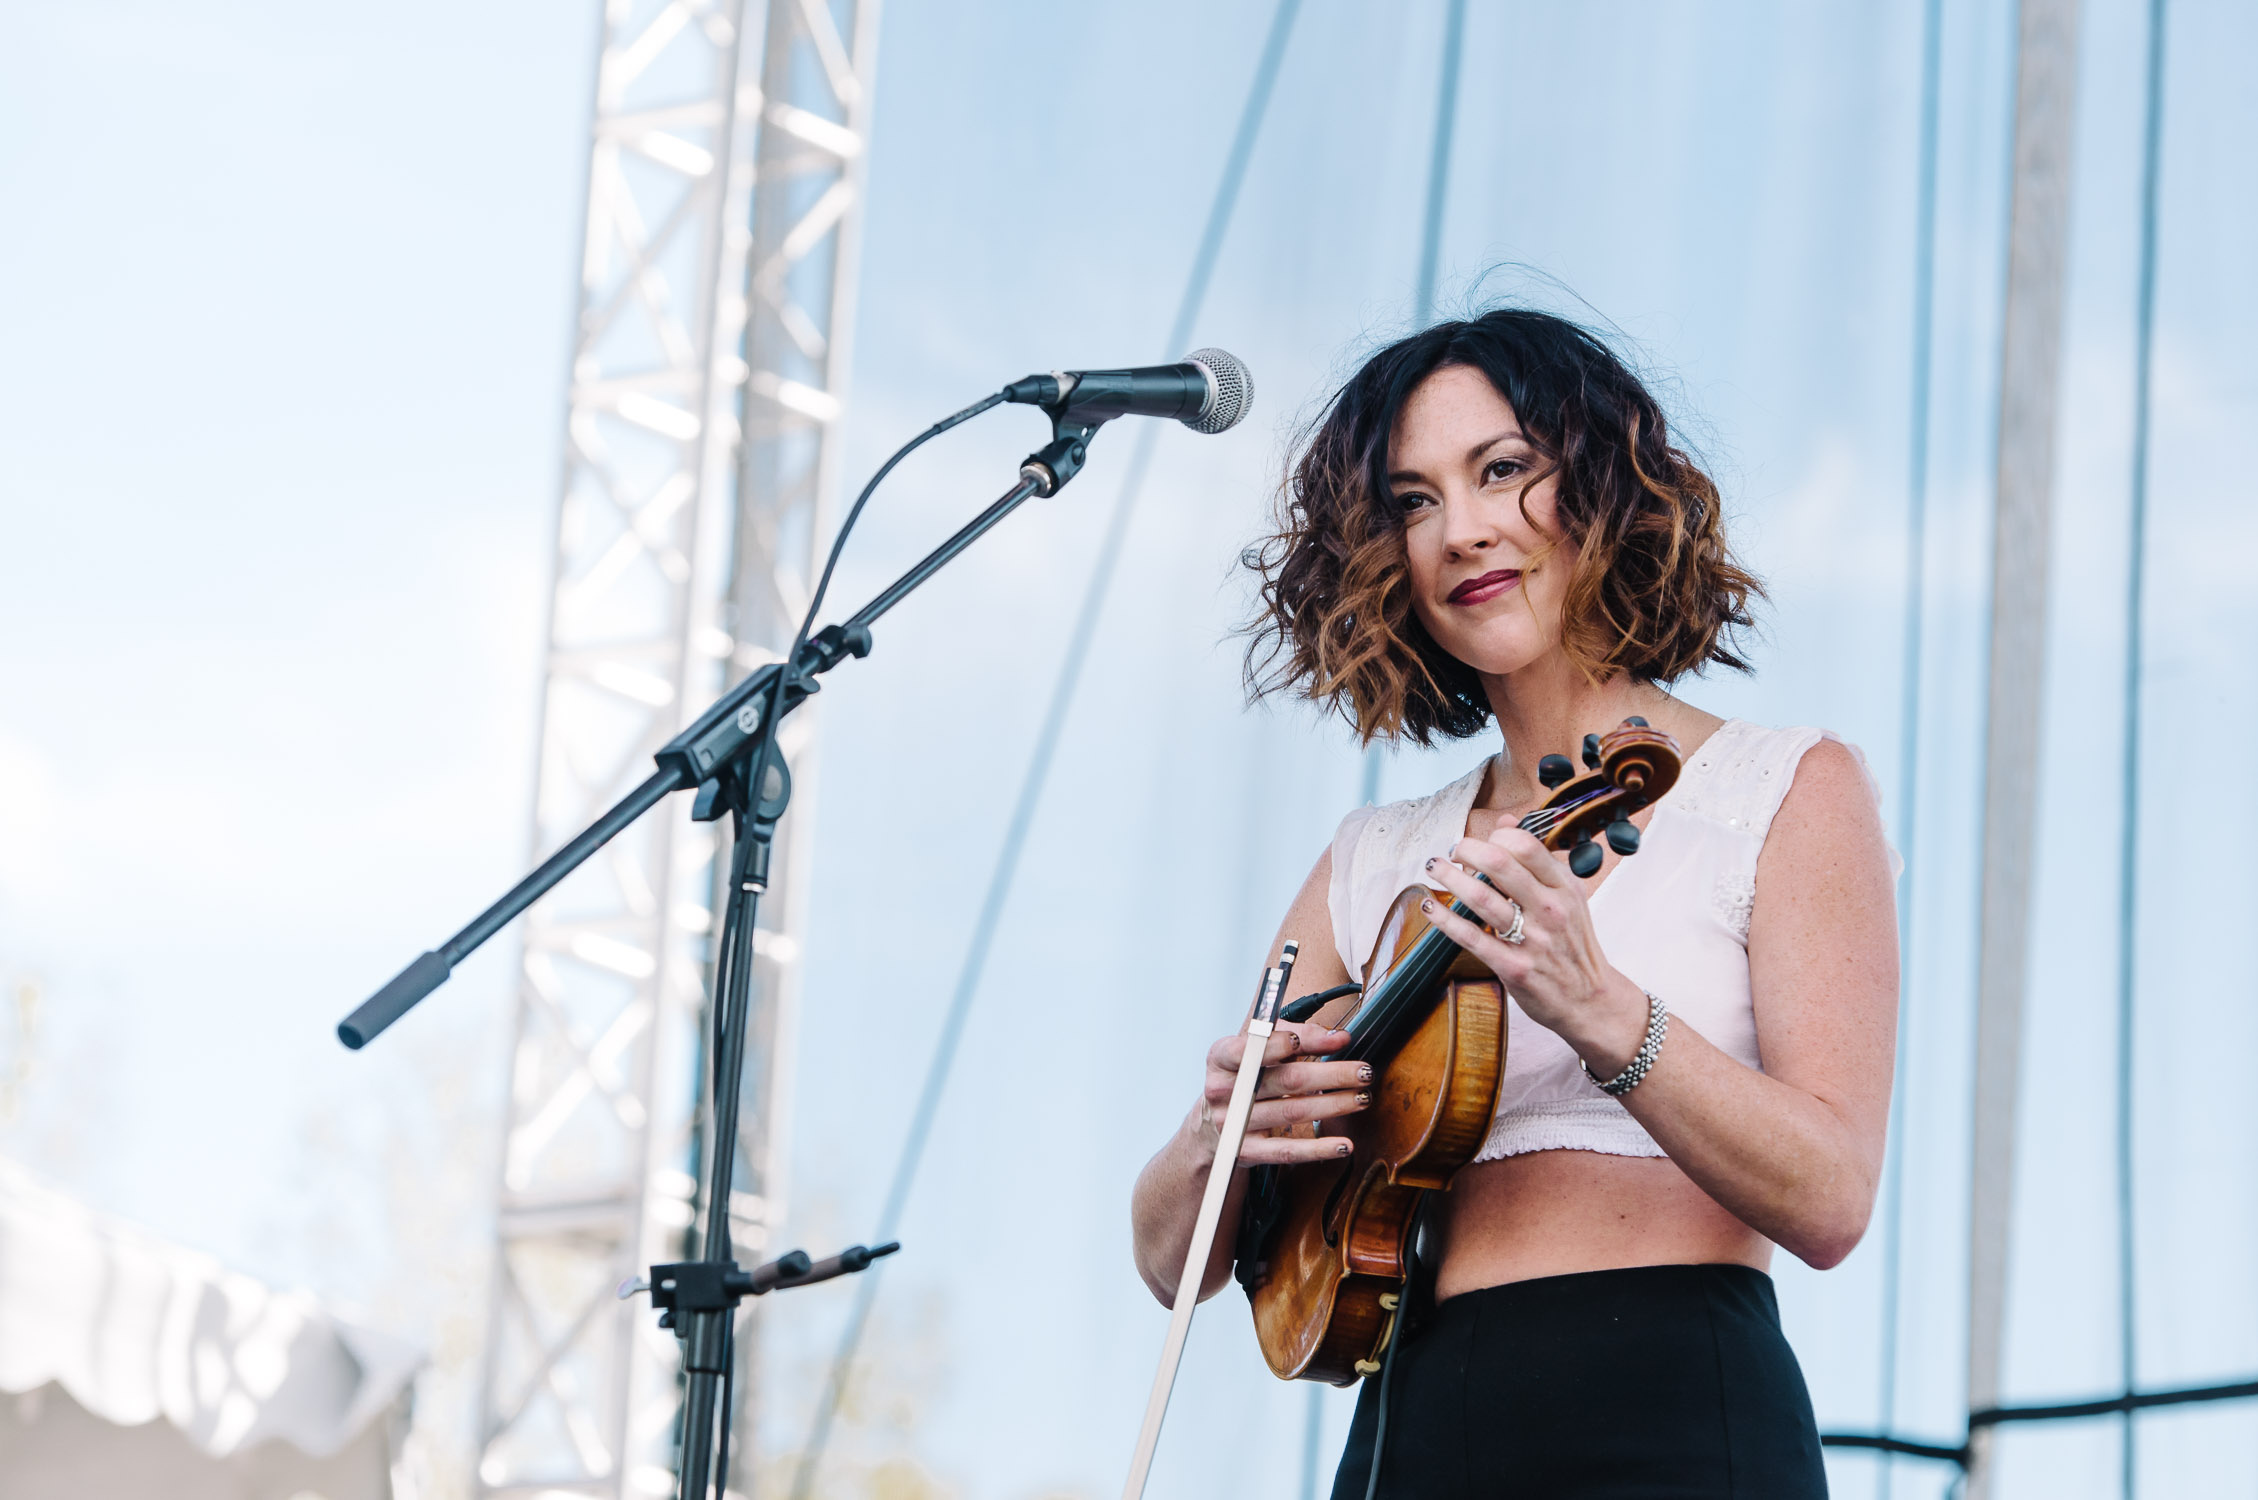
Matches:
[[1242, 308, 1762, 745]]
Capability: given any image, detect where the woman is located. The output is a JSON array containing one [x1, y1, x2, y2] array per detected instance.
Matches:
[[1129, 309, 1899, 1498]]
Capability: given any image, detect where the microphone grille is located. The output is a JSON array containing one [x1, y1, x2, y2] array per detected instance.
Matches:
[[1182, 348, 1252, 434]]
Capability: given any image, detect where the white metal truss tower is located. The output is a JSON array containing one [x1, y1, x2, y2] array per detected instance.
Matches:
[[473, 2, 878, 1497]]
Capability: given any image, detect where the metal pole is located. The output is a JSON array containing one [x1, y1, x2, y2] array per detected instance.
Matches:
[[473, 4, 757, 1491], [1966, 2, 2081, 1494], [710, 0, 884, 1477]]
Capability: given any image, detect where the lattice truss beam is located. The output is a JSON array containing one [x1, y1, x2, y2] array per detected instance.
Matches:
[[474, 2, 877, 1496]]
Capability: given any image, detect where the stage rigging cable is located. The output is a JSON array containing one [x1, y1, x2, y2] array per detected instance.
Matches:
[[2112, 0, 2168, 1493], [1357, 0, 1466, 816], [1869, 0, 1945, 1492], [784, 6, 1304, 1496]]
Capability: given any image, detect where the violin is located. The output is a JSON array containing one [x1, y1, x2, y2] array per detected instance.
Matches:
[[1232, 719, 1682, 1384]]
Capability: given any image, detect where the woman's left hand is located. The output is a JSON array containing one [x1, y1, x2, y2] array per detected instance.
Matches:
[[1419, 832, 1650, 1076]]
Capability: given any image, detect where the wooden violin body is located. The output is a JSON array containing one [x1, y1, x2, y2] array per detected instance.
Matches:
[[1247, 894, 1503, 1384], [1234, 719, 1682, 1384]]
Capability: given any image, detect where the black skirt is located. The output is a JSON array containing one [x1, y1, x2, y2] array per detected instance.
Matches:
[[1331, 1263, 1827, 1499]]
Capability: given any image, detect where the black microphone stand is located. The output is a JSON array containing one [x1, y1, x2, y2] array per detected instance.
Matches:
[[336, 410, 1104, 1500]]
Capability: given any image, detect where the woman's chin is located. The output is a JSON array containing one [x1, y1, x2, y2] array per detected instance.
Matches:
[[1431, 631, 1549, 682]]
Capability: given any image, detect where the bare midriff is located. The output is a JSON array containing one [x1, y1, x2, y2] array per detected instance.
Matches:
[[1434, 1150, 1771, 1301]]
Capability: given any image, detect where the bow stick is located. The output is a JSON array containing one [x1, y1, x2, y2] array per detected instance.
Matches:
[[1120, 940, 1301, 1500]]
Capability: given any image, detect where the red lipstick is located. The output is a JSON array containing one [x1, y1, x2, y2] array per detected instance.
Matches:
[[1447, 569, 1521, 606]]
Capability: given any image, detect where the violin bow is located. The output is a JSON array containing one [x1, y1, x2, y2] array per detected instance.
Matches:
[[1120, 940, 1301, 1500]]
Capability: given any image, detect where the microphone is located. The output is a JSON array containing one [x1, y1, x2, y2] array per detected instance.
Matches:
[[1002, 348, 1252, 434]]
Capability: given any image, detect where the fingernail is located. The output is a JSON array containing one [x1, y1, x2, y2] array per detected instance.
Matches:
[[1423, 857, 1436, 871], [1354, 1092, 1371, 1106], [1336, 1140, 1354, 1156], [1420, 898, 1436, 913], [1357, 1064, 1373, 1083]]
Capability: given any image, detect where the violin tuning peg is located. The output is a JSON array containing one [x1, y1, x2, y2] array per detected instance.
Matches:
[[1605, 818, 1641, 856], [1624, 716, 1649, 728], [1569, 835, 1604, 879], [1537, 754, 1575, 789], [1581, 733, 1602, 770]]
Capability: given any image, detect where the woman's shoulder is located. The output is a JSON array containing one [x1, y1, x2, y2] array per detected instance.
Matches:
[[1673, 719, 1873, 815], [1766, 734, 1896, 864], [1675, 719, 1899, 877]]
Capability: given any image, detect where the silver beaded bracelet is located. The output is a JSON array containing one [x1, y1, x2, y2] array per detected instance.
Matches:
[[1581, 993, 1669, 1097]]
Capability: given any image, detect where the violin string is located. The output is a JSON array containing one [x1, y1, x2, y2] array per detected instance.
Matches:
[[1518, 788, 1605, 837]]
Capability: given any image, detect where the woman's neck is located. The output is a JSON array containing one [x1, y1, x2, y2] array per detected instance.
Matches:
[[1477, 653, 1687, 809]]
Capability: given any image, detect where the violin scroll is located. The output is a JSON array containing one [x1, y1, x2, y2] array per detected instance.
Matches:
[[1520, 719, 1682, 877]]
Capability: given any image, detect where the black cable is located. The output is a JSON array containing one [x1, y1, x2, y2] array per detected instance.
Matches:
[[799, 391, 1007, 660], [714, 1317, 735, 1500], [1360, 1323, 1400, 1500], [1280, 981, 1363, 1025], [710, 384, 1002, 1239], [1358, 1200, 1441, 1500], [709, 824, 757, 1108], [1822, 1433, 1970, 1466], [740, 389, 1007, 835], [720, 390, 1010, 1208], [1819, 1372, 2258, 1470], [1980, 1376, 2258, 1426], [696, 388, 1006, 1494]]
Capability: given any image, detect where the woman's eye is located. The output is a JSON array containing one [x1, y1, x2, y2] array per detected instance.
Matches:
[[1484, 458, 1523, 484], [1394, 490, 1435, 515]]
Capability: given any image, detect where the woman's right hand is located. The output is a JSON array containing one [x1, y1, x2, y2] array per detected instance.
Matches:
[[1197, 1021, 1372, 1165]]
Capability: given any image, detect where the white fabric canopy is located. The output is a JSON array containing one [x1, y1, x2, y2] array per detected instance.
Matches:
[[0, 1158, 421, 1499]]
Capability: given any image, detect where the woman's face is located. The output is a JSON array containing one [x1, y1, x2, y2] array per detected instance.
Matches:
[[1387, 363, 1570, 680]]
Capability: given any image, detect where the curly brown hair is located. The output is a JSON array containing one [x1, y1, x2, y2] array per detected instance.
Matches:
[[1243, 309, 1763, 745]]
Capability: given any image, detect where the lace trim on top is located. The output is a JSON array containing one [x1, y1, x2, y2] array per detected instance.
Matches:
[[1481, 1099, 1667, 1160]]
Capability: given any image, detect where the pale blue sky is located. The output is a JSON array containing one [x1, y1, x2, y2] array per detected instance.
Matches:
[[2, 3, 2253, 1498]]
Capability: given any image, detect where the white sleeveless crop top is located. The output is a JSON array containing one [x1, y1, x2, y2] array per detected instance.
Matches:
[[1325, 720, 1895, 1162]]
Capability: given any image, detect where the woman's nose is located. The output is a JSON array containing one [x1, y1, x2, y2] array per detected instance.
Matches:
[[1440, 493, 1502, 557]]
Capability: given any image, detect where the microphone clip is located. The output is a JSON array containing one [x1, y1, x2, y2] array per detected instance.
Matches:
[[1020, 408, 1101, 496]]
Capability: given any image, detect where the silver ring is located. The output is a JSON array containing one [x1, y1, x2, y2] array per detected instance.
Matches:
[[1501, 901, 1527, 945]]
